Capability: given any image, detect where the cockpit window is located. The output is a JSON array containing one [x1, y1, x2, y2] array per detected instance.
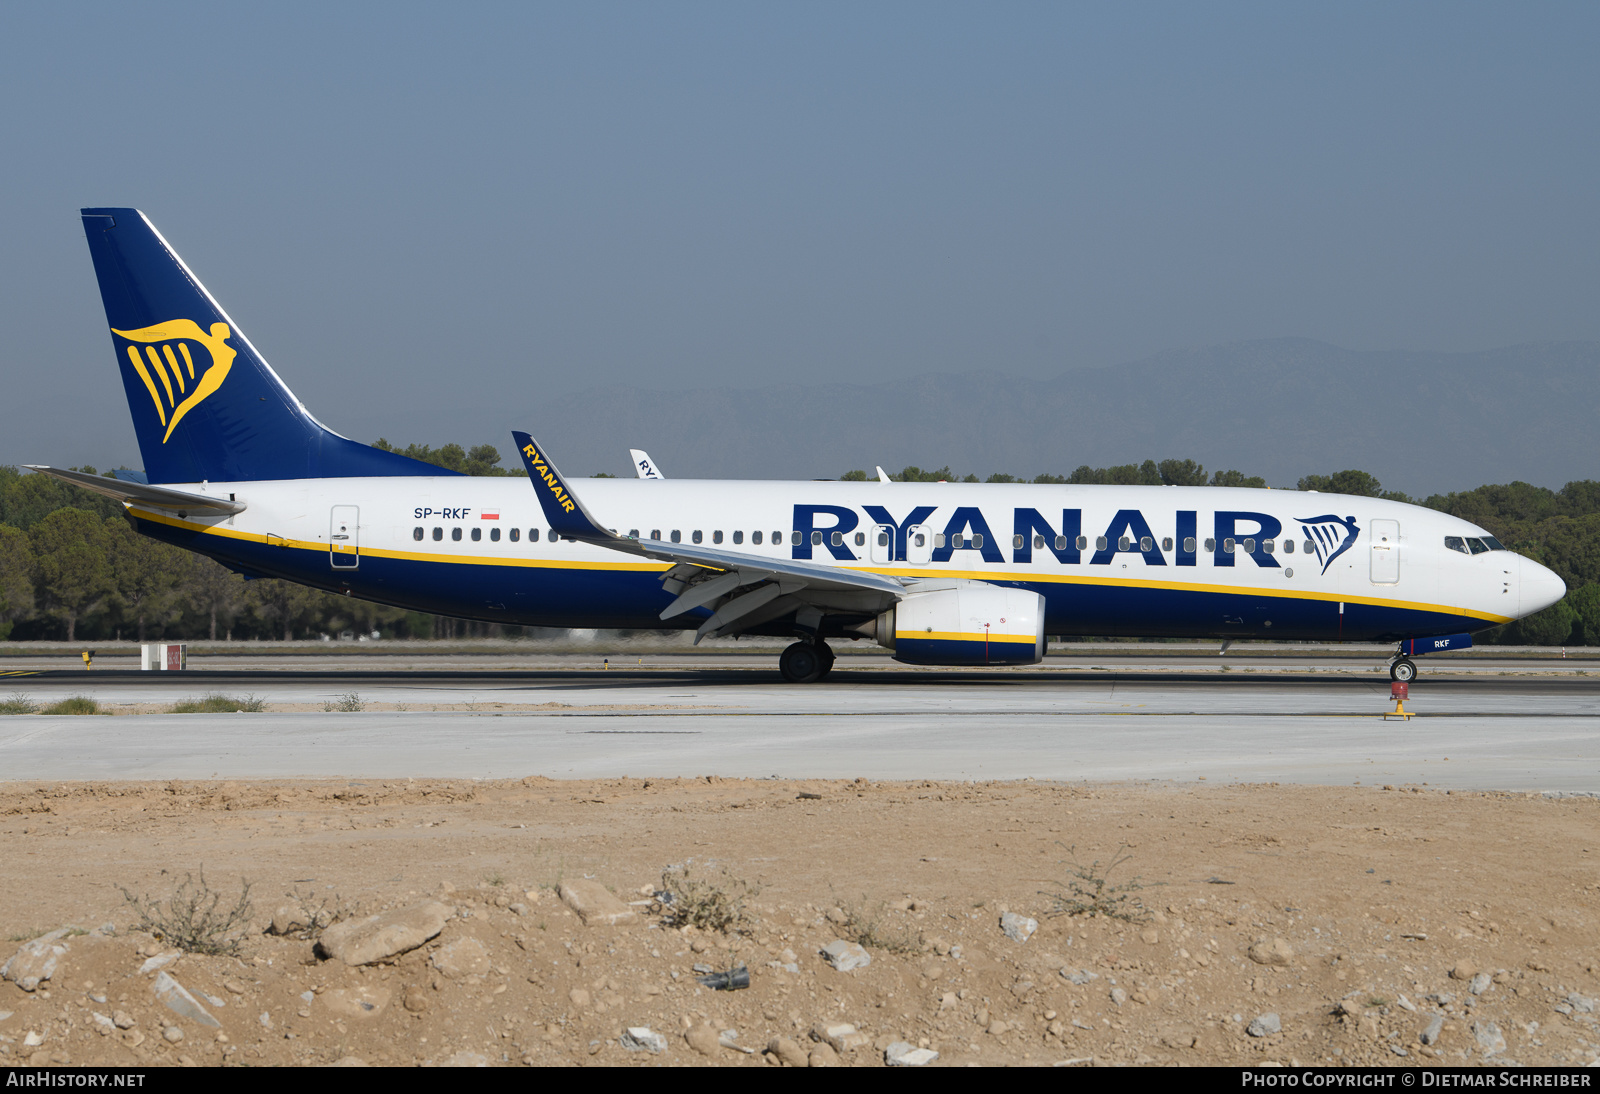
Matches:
[[1481, 535, 1505, 551], [1467, 537, 1489, 555], [1444, 536, 1469, 555]]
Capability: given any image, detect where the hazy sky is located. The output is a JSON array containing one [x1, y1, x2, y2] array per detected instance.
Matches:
[[4, 2, 1598, 472]]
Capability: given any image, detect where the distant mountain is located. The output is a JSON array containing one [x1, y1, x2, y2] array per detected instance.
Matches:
[[493, 339, 1600, 496]]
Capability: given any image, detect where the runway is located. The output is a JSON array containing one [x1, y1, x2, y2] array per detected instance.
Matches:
[[2, 661, 1597, 790]]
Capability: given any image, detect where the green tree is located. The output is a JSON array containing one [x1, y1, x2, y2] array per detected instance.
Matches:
[[29, 509, 112, 641], [185, 556, 248, 640], [107, 520, 190, 641], [246, 579, 324, 641], [1566, 583, 1600, 646], [371, 440, 526, 477], [1158, 459, 1208, 487], [839, 470, 869, 481], [0, 524, 35, 640], [1210, 469, 1268, 489]]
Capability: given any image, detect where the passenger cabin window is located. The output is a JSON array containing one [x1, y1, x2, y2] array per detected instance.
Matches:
[[692, 530, 703, 544], [791, 531, 802, 545], [1139, 536, 1152, 552], [471, 527, 482, 542], [1302, 540, 1314, 554], [490, 528, 500, 542], [775, 531, 784, 544], [712, 530, 722, 544], [650, 529, 661, 540], [1261, 538, 1273, 553], [1096, 537, 1108, 551], [1223, 538, 1235, 553], [529, 528, 540, 542], [854, 531, 865, 546], [811, 531, 823, 546], [1184, 537, 1196, 553], [451, 527, 463, 542], [752, 531, 763, 545], [1118, 536, 1131, 551], [510, 528, 520, 542], [830, 531, 843, 547], [934, 533, 946, 548], [733, 531, 743, 544], [1281, 539, 1292, 553], [1055, 535, 1068, 551], [1076, 536, 1088, 551], [1161, 537, 1172, 551], [1242, 538, 1254, 553], [413, 527, 423, 541], [432, 527, 443, 541], [671, 530, 682, 543], [1205, 538, 1216, 552]]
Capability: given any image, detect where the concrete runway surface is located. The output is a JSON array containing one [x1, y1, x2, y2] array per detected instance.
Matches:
[[1, 662, 1597, 790]]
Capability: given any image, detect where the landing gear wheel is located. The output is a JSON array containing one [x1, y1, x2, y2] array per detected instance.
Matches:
[[1390, 658, 1417, 683], [779, 642, 825, 683], [816, 643, 836, 680]]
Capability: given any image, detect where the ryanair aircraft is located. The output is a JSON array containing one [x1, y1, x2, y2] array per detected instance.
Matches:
[[32, 209, 1567, 683]]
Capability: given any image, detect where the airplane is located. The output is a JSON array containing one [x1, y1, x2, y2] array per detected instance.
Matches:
[[27, 208, 1568, 684]]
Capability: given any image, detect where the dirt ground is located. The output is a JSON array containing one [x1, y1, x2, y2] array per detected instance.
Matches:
[[0, 776, 1597, 1068]]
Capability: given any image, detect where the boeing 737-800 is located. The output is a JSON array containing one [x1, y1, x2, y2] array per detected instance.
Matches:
[[28, 209, 1567, 682]]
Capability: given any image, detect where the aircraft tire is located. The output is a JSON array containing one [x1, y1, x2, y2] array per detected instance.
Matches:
[[1390, 658, 1417, 683], [779, 642, 825, 684], [816, 643, 836, 680]]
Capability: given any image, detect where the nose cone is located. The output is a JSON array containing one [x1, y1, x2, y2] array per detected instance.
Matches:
[[1520, 556, 1567, 617]]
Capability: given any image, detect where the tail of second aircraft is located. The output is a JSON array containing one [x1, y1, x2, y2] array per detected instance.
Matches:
[[80, 208, 445, 484]]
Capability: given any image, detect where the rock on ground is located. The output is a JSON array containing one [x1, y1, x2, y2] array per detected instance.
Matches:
[[314, 901, 451, 965], [558, 879, 637, 926]]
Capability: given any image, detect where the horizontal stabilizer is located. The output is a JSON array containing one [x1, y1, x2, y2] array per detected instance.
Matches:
[[24, 465, 245, 516]]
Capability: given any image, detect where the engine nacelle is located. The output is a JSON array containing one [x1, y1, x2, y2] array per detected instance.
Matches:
[[865, 584, 1045, 666]]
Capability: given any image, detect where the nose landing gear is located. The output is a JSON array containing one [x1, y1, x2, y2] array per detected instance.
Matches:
[[1389, 657, 1417, 683], [779, 640, 835, 683]]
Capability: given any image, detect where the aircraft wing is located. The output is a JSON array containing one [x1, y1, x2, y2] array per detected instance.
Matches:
[[24, 465, 246, 516], [513, 431, 903, 639]]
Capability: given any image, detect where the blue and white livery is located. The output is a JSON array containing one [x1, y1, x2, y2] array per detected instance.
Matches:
[[30, 209, 1568, 683]]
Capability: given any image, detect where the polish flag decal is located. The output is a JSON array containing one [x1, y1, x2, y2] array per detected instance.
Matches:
[[481, 509, 500, 520]]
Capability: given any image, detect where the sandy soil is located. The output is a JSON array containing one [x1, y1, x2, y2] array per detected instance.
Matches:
[[0, 776, 1597, 1067]]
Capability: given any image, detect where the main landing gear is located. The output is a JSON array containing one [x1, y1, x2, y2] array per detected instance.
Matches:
[[1389, 657, 1417, 683], [779, 640, 835, 684]]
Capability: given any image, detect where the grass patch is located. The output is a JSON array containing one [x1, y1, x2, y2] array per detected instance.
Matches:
[[323, 692, 364, 712], [42, 696, 101, 715], [655, 864, 760, 934], [0, 693, 38, 715], [170, 693, 266, 714], [834, 895, 923, 955], [1041, 843, 1154, 922], [120, 870, 254, 956]]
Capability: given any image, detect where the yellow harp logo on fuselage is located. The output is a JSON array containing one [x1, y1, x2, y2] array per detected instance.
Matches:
[[111, 319, 236, 443]]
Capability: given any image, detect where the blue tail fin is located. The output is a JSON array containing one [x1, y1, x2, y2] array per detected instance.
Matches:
[[80, 208, 448, 483]]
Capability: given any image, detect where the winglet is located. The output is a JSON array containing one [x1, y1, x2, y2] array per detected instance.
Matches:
[[513, 430, 627, 544], [630, 448, 665, 479]]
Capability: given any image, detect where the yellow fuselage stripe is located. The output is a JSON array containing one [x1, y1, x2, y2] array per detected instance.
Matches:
[[128, 507, 1514, 624]]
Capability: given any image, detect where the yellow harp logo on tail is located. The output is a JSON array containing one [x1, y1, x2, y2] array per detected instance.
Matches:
[[111, 320, 236, 443]]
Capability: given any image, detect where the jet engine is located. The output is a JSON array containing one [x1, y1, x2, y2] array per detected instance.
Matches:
[[860, 583, 1045, 666]]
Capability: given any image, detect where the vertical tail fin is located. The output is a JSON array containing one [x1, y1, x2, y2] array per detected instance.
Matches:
[[80, 208, 446, 483]]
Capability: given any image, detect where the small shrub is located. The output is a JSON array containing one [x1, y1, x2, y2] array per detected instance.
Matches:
[[1041, 843, 1154, 922], [170, 693, 265, 714], [835, 895, 923, 955], [43, 696, 100, 715], [120, 870, 254, 956], [266, 886, 355, 940], [655, 864, 759, 934], [0, 693, 38, 715], [324, 692, 364, 712]]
